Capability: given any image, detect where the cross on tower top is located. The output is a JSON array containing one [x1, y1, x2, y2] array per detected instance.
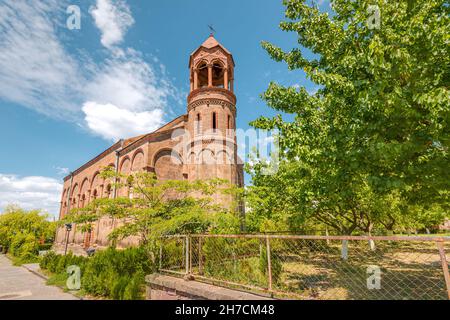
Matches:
[[208, 24, 216, 36]]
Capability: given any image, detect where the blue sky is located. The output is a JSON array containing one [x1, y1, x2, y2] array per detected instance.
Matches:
[[0, 0, 329, 217]]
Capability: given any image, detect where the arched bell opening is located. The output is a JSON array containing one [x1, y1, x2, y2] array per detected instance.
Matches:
[[212, 62, 225, 88], [197, 62, 208, 88]]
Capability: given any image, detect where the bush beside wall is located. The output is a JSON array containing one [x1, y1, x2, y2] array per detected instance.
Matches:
[[39, 247, 155, 300]]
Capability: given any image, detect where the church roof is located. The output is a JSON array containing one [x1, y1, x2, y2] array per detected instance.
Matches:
[[200, 34, 231, 54], [189, 34, 234, 66], [63, 114, 188, 181], [122, 134, 147, 148]]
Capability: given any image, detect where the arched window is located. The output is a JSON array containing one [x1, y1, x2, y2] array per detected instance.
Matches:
[[81, 194, 86, 208], [105, 184, 112, 199]]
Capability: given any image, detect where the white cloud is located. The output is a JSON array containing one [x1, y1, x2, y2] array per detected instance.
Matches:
[[0, 0, 81, 120], [0, 0, 181, 142], [90, 0, 134, 49], [0, 1, 183, 217], [81, 50, 176, 139], [85, 51, 174, 111], [0, 174, 63, 218], [83, 102, 164, 141]]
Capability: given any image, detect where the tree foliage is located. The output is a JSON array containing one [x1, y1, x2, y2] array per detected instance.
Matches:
[[61, 167, 242, 245], [0, 205, 56, 259], [248, 0, 449, 234]]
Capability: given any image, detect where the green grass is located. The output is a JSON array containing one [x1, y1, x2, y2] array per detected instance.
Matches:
[[7, 253, 39, 266], [171, 239, 449, 300], [46, 272, 69, 289]]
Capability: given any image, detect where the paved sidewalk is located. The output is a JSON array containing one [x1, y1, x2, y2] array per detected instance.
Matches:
[[0, 254, 78, 300]]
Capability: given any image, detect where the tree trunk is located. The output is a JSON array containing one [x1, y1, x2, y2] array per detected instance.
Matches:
[[367, 224, 376, 251]]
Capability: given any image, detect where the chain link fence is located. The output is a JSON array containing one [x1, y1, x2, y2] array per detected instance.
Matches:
[[159, 234, 450, 300]]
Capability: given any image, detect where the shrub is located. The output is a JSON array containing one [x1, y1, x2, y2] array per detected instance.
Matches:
[[81, 247, 153, 299], [40, 251, 87, 274], [111, 276, 130, 300], [38, 243, 53, 251], [40, 247, 154, 300], [39, 251, 58, 271], [123, 269, 145, 300]]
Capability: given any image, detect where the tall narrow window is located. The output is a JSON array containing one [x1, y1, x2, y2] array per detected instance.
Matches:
[[227, 115, 231, 129], [196, 113, 201, 134], [212, 112, 217, 132], [106, 185, 112, 199]]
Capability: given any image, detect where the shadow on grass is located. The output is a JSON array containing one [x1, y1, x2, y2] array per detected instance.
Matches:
[[273, 241, 447, 300]]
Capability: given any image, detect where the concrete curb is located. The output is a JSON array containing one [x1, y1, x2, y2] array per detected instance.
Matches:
[[22, 264, 49, 281]]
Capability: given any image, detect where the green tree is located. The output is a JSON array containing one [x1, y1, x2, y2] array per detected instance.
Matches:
[[62, 167, 241, 246], [0, 205, 56, 259], [249, 0, 449, 234]]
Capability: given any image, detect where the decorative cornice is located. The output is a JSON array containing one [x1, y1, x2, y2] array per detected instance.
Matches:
[[188, 98, 236, 114], [187, 87, 236, 105]]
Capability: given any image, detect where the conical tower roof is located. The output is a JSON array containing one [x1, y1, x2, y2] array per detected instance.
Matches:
[[189, 34, 234, 66]]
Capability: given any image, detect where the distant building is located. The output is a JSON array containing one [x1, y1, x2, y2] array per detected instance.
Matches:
[[54, 35, 244, 251]]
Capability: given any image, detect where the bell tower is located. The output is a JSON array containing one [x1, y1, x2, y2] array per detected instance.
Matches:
[[186, 34, 241, 187]]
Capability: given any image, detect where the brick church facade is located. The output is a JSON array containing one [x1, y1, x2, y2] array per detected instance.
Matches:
[[54, 35, 244, 251]]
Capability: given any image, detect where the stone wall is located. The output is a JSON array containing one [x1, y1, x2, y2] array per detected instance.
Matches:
[[145, 274, 272, 300]]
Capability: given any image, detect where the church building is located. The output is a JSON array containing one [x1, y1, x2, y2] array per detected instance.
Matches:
[[55, 35, 244, 251]]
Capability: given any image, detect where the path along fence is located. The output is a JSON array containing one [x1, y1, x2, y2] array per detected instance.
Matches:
[[159, 234, 450, 300]]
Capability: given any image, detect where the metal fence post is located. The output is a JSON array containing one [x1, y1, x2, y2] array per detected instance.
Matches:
[[199, 237, 203, 275], [437, 240, 450, 299], [159, 240, 163, 271], [189, 236, 193, 274], [266, 235, 273, 291], [185, 236, 190, 275]]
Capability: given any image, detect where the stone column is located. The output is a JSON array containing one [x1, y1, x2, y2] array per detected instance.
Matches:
[[224, 69, 229, 90], [208, 64, 213, 87], [194, 70, 198, 90]]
